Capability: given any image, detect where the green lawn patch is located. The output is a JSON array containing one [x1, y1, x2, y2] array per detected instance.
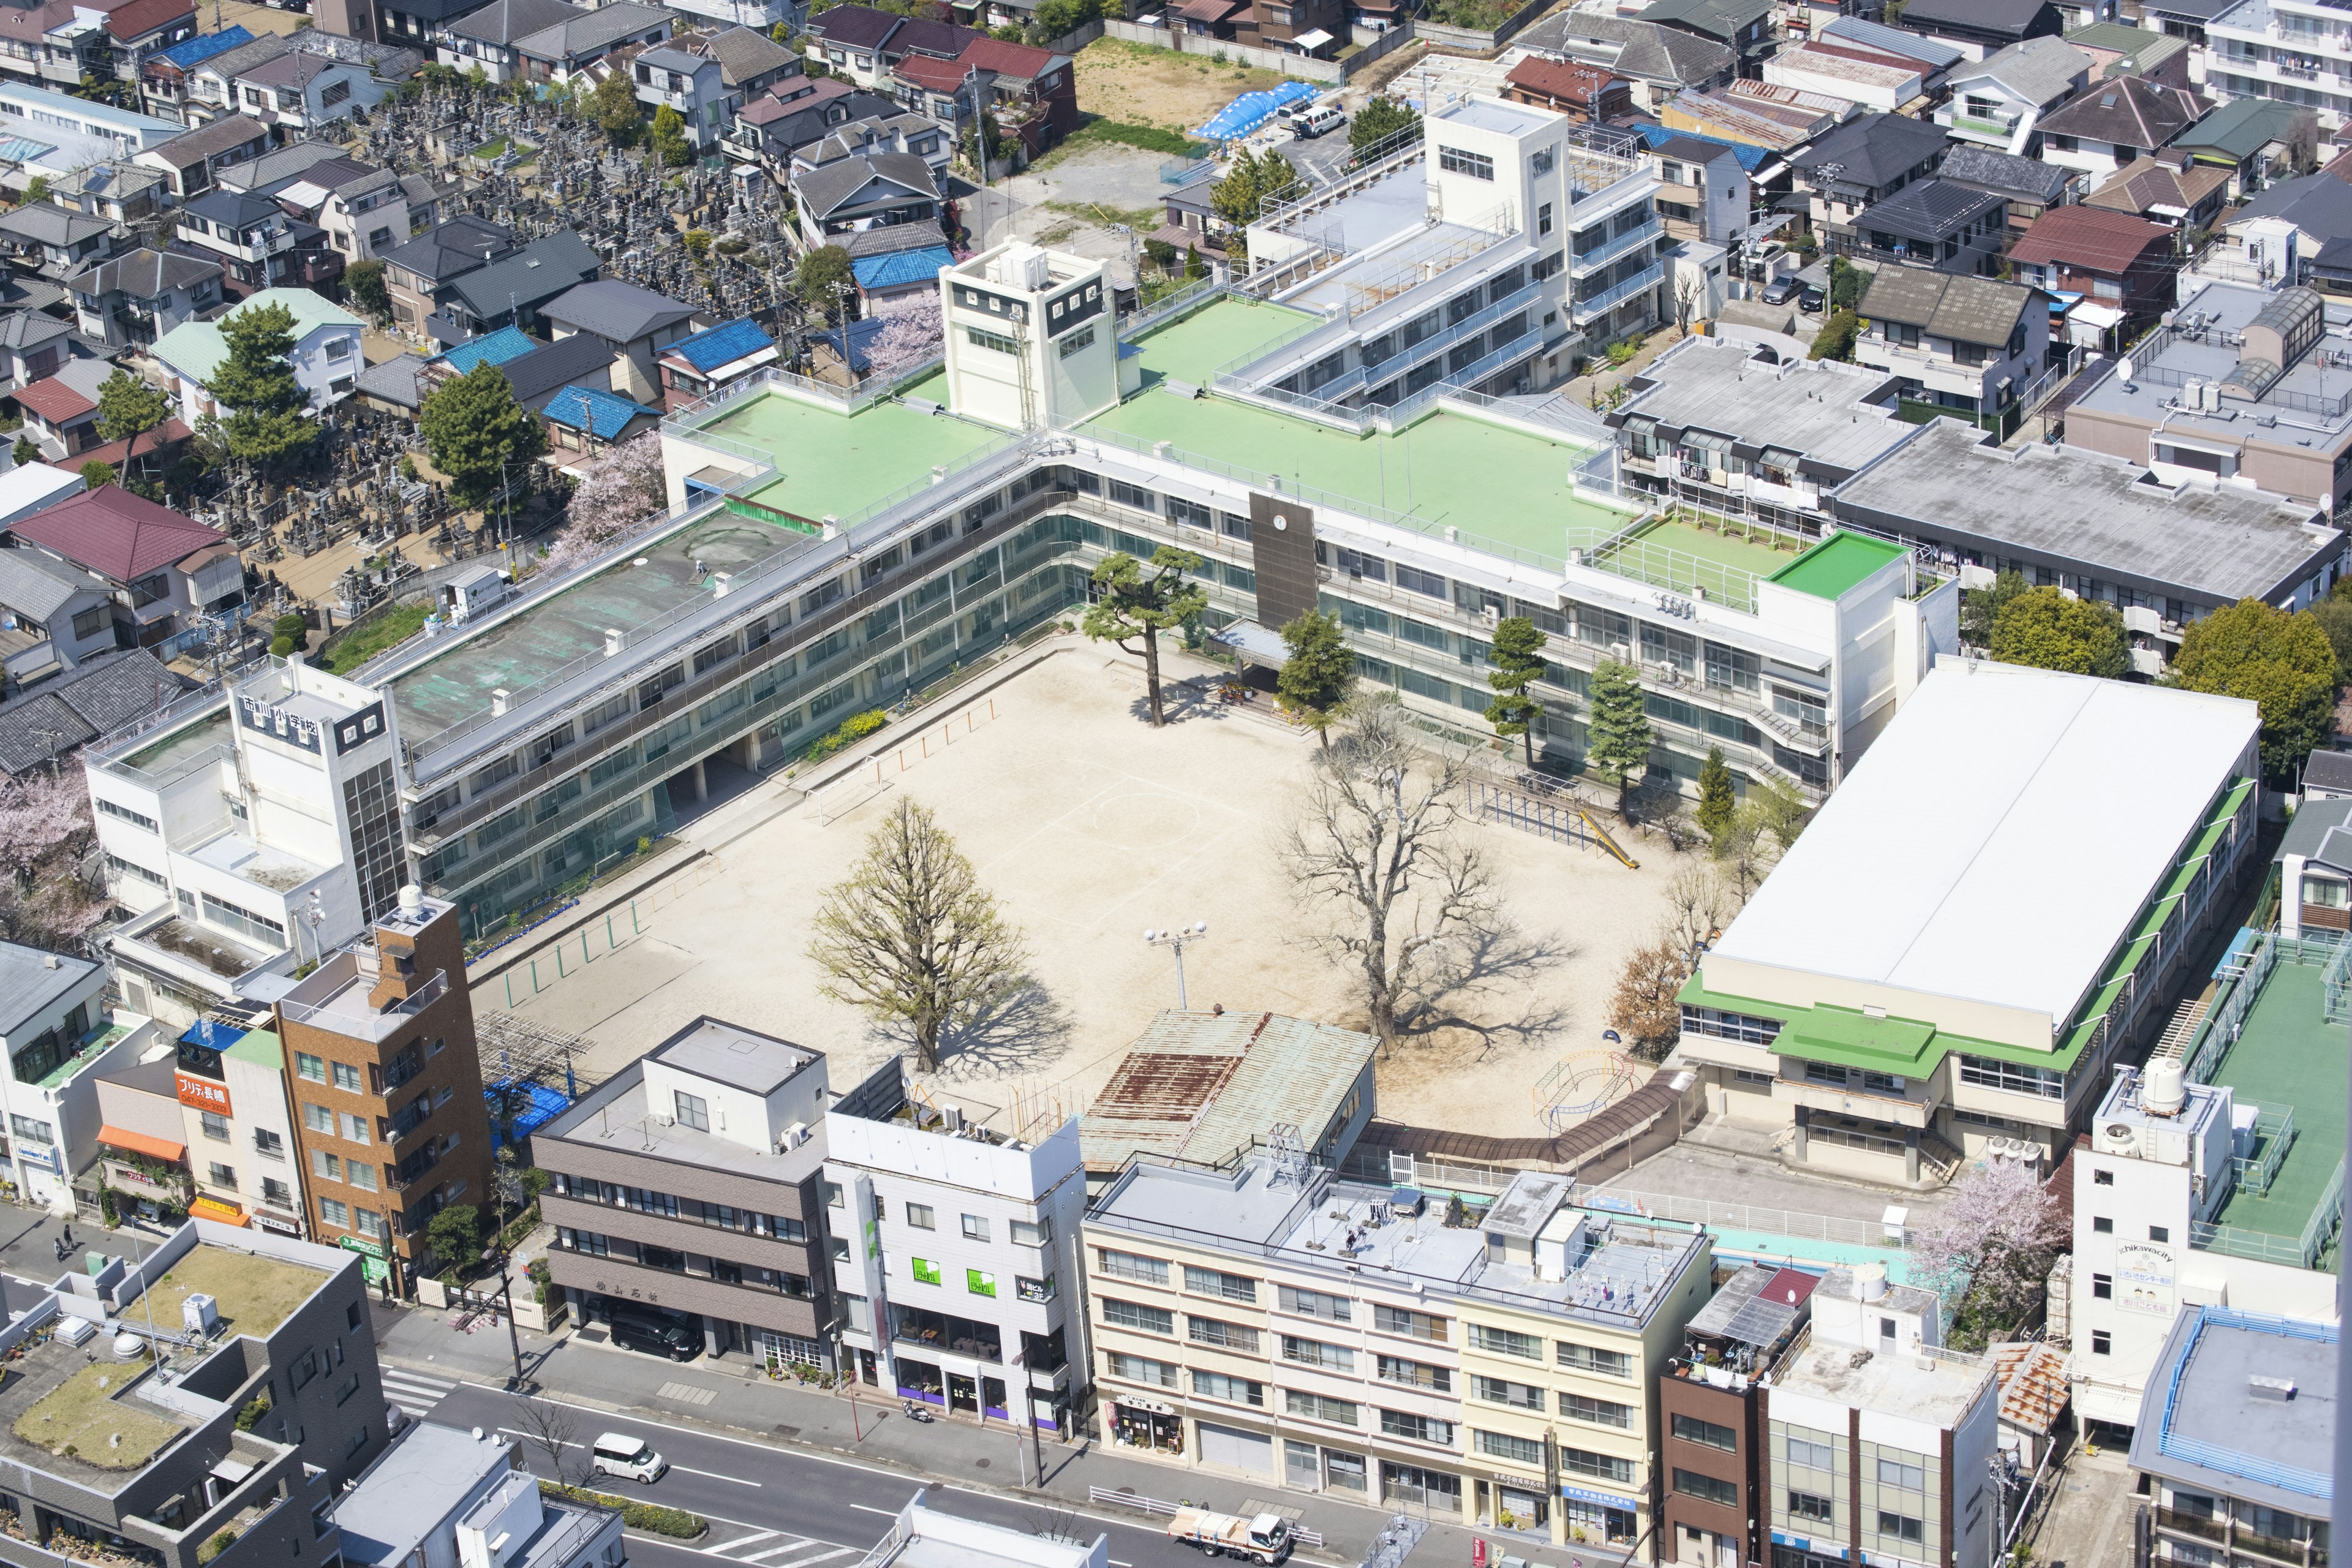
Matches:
[[318, 600, 430, 674]]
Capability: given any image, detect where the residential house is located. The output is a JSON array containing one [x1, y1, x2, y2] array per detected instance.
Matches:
[[0, 307, 78, 400], [0, 509, 126, 683], [138, 24, 254, 121], [273, 887, 497, 1291], [0, 646, 190, 769], [2062, 21, 2193, 86], [540, 278, 697, 403], [173, 187, 339, 296], [538, 1017, 835, 1367], [0, 940, 158, 1207], [369, 0, 499, 55], [1812, 14, 1964, 94], [2007, 205, 2177, 325], [2035, 74, 2208, 179], [797, 3, 907, 89], [0, 203, 126, 282], [1936, 36, 2092, 152], [1894, 0, 2064, 58], [1834, 179, 2010, 273], [2128, 1308, 2334, 1568], [0, 0, 87, 91], [1512, 12, 1736, 112], [791, 111, 951, 183], [679, 23, 801, 101], [1652, 137, 1748, 244], [100, 0, 197, 85], [667, 0, 802, 35], [1853, 266, 2047, 421], [229, 45, 394, 138], [16, 359, 122, 462], [336, 1422, 626, 1568], [1762, 41, 1925, 113], [152, 287, 363, 427], [437, 0, 582, 83], [2083, 151, 2230, 227], [1643, 0, 1777, 76], [428, 227, 600, 341], [511, 2, 673, 85], [178, 32, 292, 124], [134, 113, 270, 199], [887, 36, 1077, 162], [1789, 111, 1950, 242], [489, 334, 616, 412], [828, 1055, 1087, 1429], [2144, 0, 2233, 43], [720, 79, 895, 168], [1659, 85, 1839, 152], [2171, 97, 2316, 197], [2201, 170, 2352, 288], [633, 43, 730, 149], [790, 150, 941, 249], [375, 213, 512, 334], [2, 485, 239, 664], [543, 375, 662, 453], [657, 316, 777, 408], [67, 160, 170, 224], [1936, 143, 2078, 242], [849, 241, 951, 307], [265, 156, 415, 263], [1501, 58, 1636, 121]]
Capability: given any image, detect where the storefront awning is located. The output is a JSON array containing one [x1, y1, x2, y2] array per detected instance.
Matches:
[[99, 1125, 184, 1162], [190, 1196, 246, 1226]]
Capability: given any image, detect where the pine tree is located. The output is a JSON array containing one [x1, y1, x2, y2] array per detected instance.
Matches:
[[95, 369, 168, 488], [1585, 658, 1652, 821], [1081, 548, 1207, 727], [1485, 615, 1547, 766], [419, 364, 545, 510], [203, 301, 314, 473], [1276, 608, 1355, 747], [1695, 745, 1736, 847]]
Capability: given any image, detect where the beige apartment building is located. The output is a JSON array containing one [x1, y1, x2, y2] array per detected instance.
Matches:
[[1082, 1163, 1713, 1552]]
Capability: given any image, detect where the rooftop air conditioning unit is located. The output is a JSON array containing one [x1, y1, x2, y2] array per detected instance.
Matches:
[[2098, 1121, 2137, 1156]]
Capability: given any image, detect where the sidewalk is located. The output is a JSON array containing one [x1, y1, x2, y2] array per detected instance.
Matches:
[[376, 1304, 1632, 1568]]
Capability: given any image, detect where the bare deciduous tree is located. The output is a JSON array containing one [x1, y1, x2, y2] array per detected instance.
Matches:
[[511, 1396, 581, 1485], [1278, 696, 1494, 1054], [1664, 862, 1735, 955], [809, 798, 1031, 1072]]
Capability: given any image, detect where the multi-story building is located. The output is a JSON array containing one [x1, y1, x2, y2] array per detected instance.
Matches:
[[336, 1421, 624, 1568], [0, 940, 157, 1209], [273, 885, 494, 1292], [2207, 0, 2352, 132], [90, 658, 406, 1024], [1758, 1267, 2002, 1568], [826, 1057, 1085, 1434], [2128, 1307, 2333, 1568], [1675, 660, 2262, 1188], [1659, 1262, 1818, 1568], [2068, 1002, 2340, 1427], [67, 247, 223, 349], [1851, 268, 2048, 424], [1934, 37, 2092, 153], [1830, 179, 2010, 274], [0, 1217, 388, 1568], [1084, 1162, 1712, 1548], [535, 1016, 833, 1368], [173, 1025, 307, 1238]]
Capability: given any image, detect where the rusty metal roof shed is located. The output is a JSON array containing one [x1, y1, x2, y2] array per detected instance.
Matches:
[[1079, 1009, 1379, 1176]]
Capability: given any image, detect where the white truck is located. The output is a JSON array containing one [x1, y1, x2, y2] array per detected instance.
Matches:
[[1166, 1508, 1292, 1563]]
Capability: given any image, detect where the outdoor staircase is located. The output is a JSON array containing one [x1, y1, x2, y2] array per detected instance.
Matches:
[[1919, 1131, 1968, 1185], [2153, 990, 2212, 1061]]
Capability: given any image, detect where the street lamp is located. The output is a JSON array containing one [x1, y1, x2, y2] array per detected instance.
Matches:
[[1142, 922, 1208, 1011], [480, 1240, 524, 1390]]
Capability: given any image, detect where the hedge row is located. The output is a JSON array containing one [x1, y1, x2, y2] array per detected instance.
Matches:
[[538, 1480, 706, 1539]]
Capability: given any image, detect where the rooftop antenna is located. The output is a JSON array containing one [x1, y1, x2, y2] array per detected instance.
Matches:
[[1267, 1121, 1309, 1189]]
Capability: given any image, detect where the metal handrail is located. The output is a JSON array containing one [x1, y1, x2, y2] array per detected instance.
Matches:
[[1567, 216, 1663, 278], [1570, 261, 1665, 325]]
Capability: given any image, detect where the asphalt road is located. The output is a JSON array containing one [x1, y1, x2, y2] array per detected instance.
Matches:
[[424, 1379, 1231, 1568]]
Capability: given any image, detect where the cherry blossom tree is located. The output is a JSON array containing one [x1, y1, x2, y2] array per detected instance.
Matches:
[[0, 762, 109, 951], [1909, 1156, 2067, 1348], [541, 435, 666, 573], [865, 294, 943, 379]]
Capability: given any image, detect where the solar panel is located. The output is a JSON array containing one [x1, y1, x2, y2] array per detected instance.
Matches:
[[1719, 1294, 1798, 1348]]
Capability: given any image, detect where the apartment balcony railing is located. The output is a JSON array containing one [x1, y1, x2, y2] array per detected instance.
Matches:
[[1570, 262, 1662, 325], [1567, 217, 1662, 277], [1949, 111, 2021, 138]]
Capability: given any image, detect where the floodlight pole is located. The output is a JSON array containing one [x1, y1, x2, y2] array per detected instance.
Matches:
[[1142, 922, 1210, 1011]]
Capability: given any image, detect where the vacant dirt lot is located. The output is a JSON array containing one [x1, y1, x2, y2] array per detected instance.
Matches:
[[487, 641, 1695, 1142], [1074, 37, 1290, 133]]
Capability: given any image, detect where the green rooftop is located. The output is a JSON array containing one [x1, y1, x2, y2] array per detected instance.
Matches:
[[1585, 516, 1811, 609], [1121, 296, 1319, 389], [2205, 954, 2346, 1245], [702, 379, 1007, 524], [1766, 530, 1909, 601], [224, 1028, 281, 1070]]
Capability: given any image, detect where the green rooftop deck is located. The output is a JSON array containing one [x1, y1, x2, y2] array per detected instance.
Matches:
[[2206, 954, 2346, 1244], [704, 378, 1005, 523], [1582, 516, 1814, 609], [1093, 301, 1635, 562], [1767, 530, 1909, 601], [110, 708, 231, 780]]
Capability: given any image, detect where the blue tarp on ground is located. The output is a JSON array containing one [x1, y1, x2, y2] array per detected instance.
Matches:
[[1197, 80, 1315, 141], [487, 1079, 573, 1148]]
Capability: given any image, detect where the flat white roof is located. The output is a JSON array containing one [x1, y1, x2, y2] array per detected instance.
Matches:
[[1708, 660, 2255, 1028]]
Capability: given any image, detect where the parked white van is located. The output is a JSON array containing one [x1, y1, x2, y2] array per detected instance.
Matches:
[[591, 1433, 668, 1484]]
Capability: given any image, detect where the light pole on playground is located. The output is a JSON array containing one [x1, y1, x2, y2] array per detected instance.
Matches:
[[1143, 922, 1208, 1011]]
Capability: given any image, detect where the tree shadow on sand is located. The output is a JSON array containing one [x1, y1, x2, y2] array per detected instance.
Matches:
[[1392, 917, 1580, 1062], [870, 979, 1077, 1079]]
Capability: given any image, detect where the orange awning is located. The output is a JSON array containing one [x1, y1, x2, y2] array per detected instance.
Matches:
[[99, 1126, 185, 1162], [189, 1196, 246, 1226]]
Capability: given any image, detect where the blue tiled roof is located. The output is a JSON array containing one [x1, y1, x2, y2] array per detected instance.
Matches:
[[668, 316, 774, 374], [151, 26, 254, 70], [429, 325, 538, 375], [1627, 123, 1773, 173], [851, 246, 955, 292], [543, 383, 659, 440]]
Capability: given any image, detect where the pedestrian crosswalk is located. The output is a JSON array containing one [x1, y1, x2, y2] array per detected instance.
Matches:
[[697, 1529, 854, 1567], [378, 1365, 460, 1413]]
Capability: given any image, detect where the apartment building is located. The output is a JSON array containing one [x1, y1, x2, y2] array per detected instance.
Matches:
[[91, 658, 406, 1024], [336, 1422, 624, 1568], [825, 1058, 1085, 1433], [1758, 1267, 2002, 1568], [1675, 662, 2261, 1188], [0, 1218, 387, 1568], [2207, 0, 2352, 132], [273, 886, 494, 1292], [0, 940, 157, 1208], [2068, 1001, 2341, 1427], [1659, 1262, 1817, 1568], [2127, 1308, 2332, 1568], [535, 1016, 832, 1368], [1084, 1163, 1713, 1547], [174, 1024, 305, 1237]]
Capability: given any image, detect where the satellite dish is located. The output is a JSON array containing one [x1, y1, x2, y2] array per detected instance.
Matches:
[[2117, 356, 2135, 381]]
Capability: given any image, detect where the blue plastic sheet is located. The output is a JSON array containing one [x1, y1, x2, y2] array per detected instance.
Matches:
[[1197, 80, 1316, 141]]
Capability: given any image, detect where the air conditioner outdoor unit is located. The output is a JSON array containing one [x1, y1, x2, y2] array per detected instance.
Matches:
[[655, 1115, 676, 1128]]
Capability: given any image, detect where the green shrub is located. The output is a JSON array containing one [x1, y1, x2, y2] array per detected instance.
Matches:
[[235, 1393, 271, 1431], [538, 1482, 704, 1539], [803, 708, 887, 764], [198, 1531, 238, 1564], [273, 612, 306, 640], [270, 635, 295, 657]]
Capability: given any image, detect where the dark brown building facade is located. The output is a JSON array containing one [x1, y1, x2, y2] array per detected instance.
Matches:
[[1662, 1264, 1819, 1568], [273, 889, 494, 1294]]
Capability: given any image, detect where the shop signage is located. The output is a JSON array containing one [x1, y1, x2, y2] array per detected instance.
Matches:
[[175, 1072, 231, 1116], [1117, 1397, 1175, 1416]]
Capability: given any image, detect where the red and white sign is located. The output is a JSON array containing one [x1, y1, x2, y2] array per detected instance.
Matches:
[[175, 1072, 231, 1117], [1473, 1542, 1489, 1567]]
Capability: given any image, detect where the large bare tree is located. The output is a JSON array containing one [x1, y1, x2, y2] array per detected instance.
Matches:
[[1279, 696, 1493, 1052], [809, 797, 1030, 1072]]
